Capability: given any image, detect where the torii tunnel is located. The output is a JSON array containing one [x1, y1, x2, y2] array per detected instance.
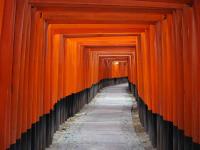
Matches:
[[0, 0, 200, 150]]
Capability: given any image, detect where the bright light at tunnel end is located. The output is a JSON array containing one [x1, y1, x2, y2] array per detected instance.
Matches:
[[113, 61, 119, 65]]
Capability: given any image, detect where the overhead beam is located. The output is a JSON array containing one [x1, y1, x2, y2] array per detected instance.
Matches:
[[29, 0, 188, 9], [49, 24, 149, 35], [42, 10, 165, 24]]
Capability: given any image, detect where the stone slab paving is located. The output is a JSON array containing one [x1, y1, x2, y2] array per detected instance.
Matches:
[[46, 84, 152, 150]]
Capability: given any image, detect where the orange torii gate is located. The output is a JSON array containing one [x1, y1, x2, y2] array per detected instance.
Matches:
[[0, 0, 200, 150]]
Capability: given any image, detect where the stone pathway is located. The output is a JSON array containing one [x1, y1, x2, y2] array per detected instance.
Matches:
[[46, 84, 154, 150]]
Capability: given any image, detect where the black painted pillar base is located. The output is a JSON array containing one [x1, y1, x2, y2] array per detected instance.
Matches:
[[134, 92, 200, 150]]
